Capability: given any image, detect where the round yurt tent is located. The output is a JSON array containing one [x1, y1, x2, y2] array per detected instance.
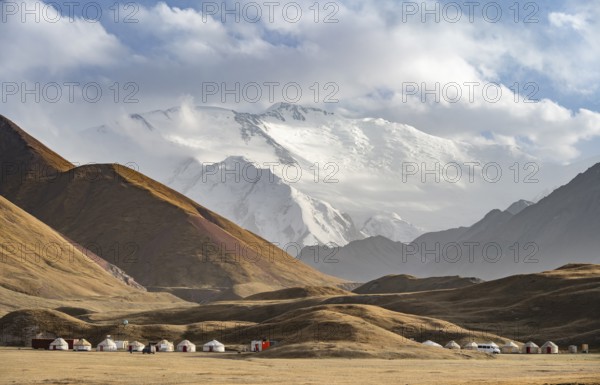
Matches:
[[114, 340, 129, 350], [203, 340, 225, 352], [444, 341, 461, 350], [97, 337, 117, 352], [177, 340, 196, 353], [157, 339, 174, 352], [523, 341, 540, 354], [73, 339, 92, 351], [49, 338, 69, 351], [421, 340, 443, 348], [541, 341, 559, 354], [128, 341, 145, 352], [501, 341, 519, 354], [462, 342, 478, 350]]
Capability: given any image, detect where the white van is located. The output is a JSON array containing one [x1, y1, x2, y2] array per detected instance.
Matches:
[[477, 344, 501, 354]]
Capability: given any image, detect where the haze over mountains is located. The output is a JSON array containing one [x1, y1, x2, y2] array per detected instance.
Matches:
[[0, 115, 339, 304], [45, 102, 598, 249], [413, 165, 600, 278], [302, 170, 600, 281]]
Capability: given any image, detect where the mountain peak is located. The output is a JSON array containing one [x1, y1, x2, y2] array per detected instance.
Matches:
[[361, 212, 423, 243], [0, 115, 72, 169], [505, 199, 534, 215], [0, 115, 73, 196], [262, 102, 333, 122]]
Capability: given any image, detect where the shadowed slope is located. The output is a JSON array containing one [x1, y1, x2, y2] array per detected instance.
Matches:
[[245, 286, 353, 300], [353, 274, 483, 294], [0, 195, 189, 316]]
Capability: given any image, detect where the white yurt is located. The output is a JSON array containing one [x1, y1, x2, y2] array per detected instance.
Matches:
[[203, 340, 225, 352], [128, 341, 145, 352], [49, 338, 69, 351], [444, 341, 461, 350], [523, 341, 540, 354], [501, 341, 519, 354], [462, 341, 478, 350], [421, 340, 443, 348], [541, 341, 559, 354], [97, 337, 117, 352], [157, 339, 174, 352], [177, 340, 196, 353], [73, 339, 92, 351], [114, 340, 129, 350], [251, 340, 264, 352]]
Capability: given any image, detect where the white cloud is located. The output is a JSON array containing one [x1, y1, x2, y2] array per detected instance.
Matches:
[[1, 0, 599, 165], [549, 12, 587, 30], [0, 0, 126, 77]]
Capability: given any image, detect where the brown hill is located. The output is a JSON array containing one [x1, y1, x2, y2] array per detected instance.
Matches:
[[0, 115, 340, 301], [0, 195, 138, 300], [245, 286, 353, 300], [234, 304, 497, 358], [355, 264, 600, 346], [353, 274, 483, 294], [100, 264, 600, 347], [3, 265, 596, 355], [0, 195, 185, 316]]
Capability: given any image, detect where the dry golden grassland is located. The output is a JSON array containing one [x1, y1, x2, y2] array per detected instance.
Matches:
[[0, 348, 598, 385]]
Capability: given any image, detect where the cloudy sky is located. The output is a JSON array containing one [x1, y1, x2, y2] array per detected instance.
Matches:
[[1, 0, 599, 164]]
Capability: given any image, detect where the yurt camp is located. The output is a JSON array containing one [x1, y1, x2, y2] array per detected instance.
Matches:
[[49, 338, 69, 351], [128, 341, 145, 352], [73, 339, 92, 351], [523, 341, 540, 354], [444, 341, 461, 350], [421, 340, 443, 348], [203, 340, 225, 352], [177, 340, 196, 353], [157, 339, 174, 352], [541, 341, 559, 354], [501, 341, 520, 354], [462, 341, 478, 350], [97, 337, 117, 352]]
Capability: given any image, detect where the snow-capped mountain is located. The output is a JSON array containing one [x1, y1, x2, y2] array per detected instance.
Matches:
[[361, 212, 423, 243], [71, 102, 594, 248], [167, 156, 363, 247]]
